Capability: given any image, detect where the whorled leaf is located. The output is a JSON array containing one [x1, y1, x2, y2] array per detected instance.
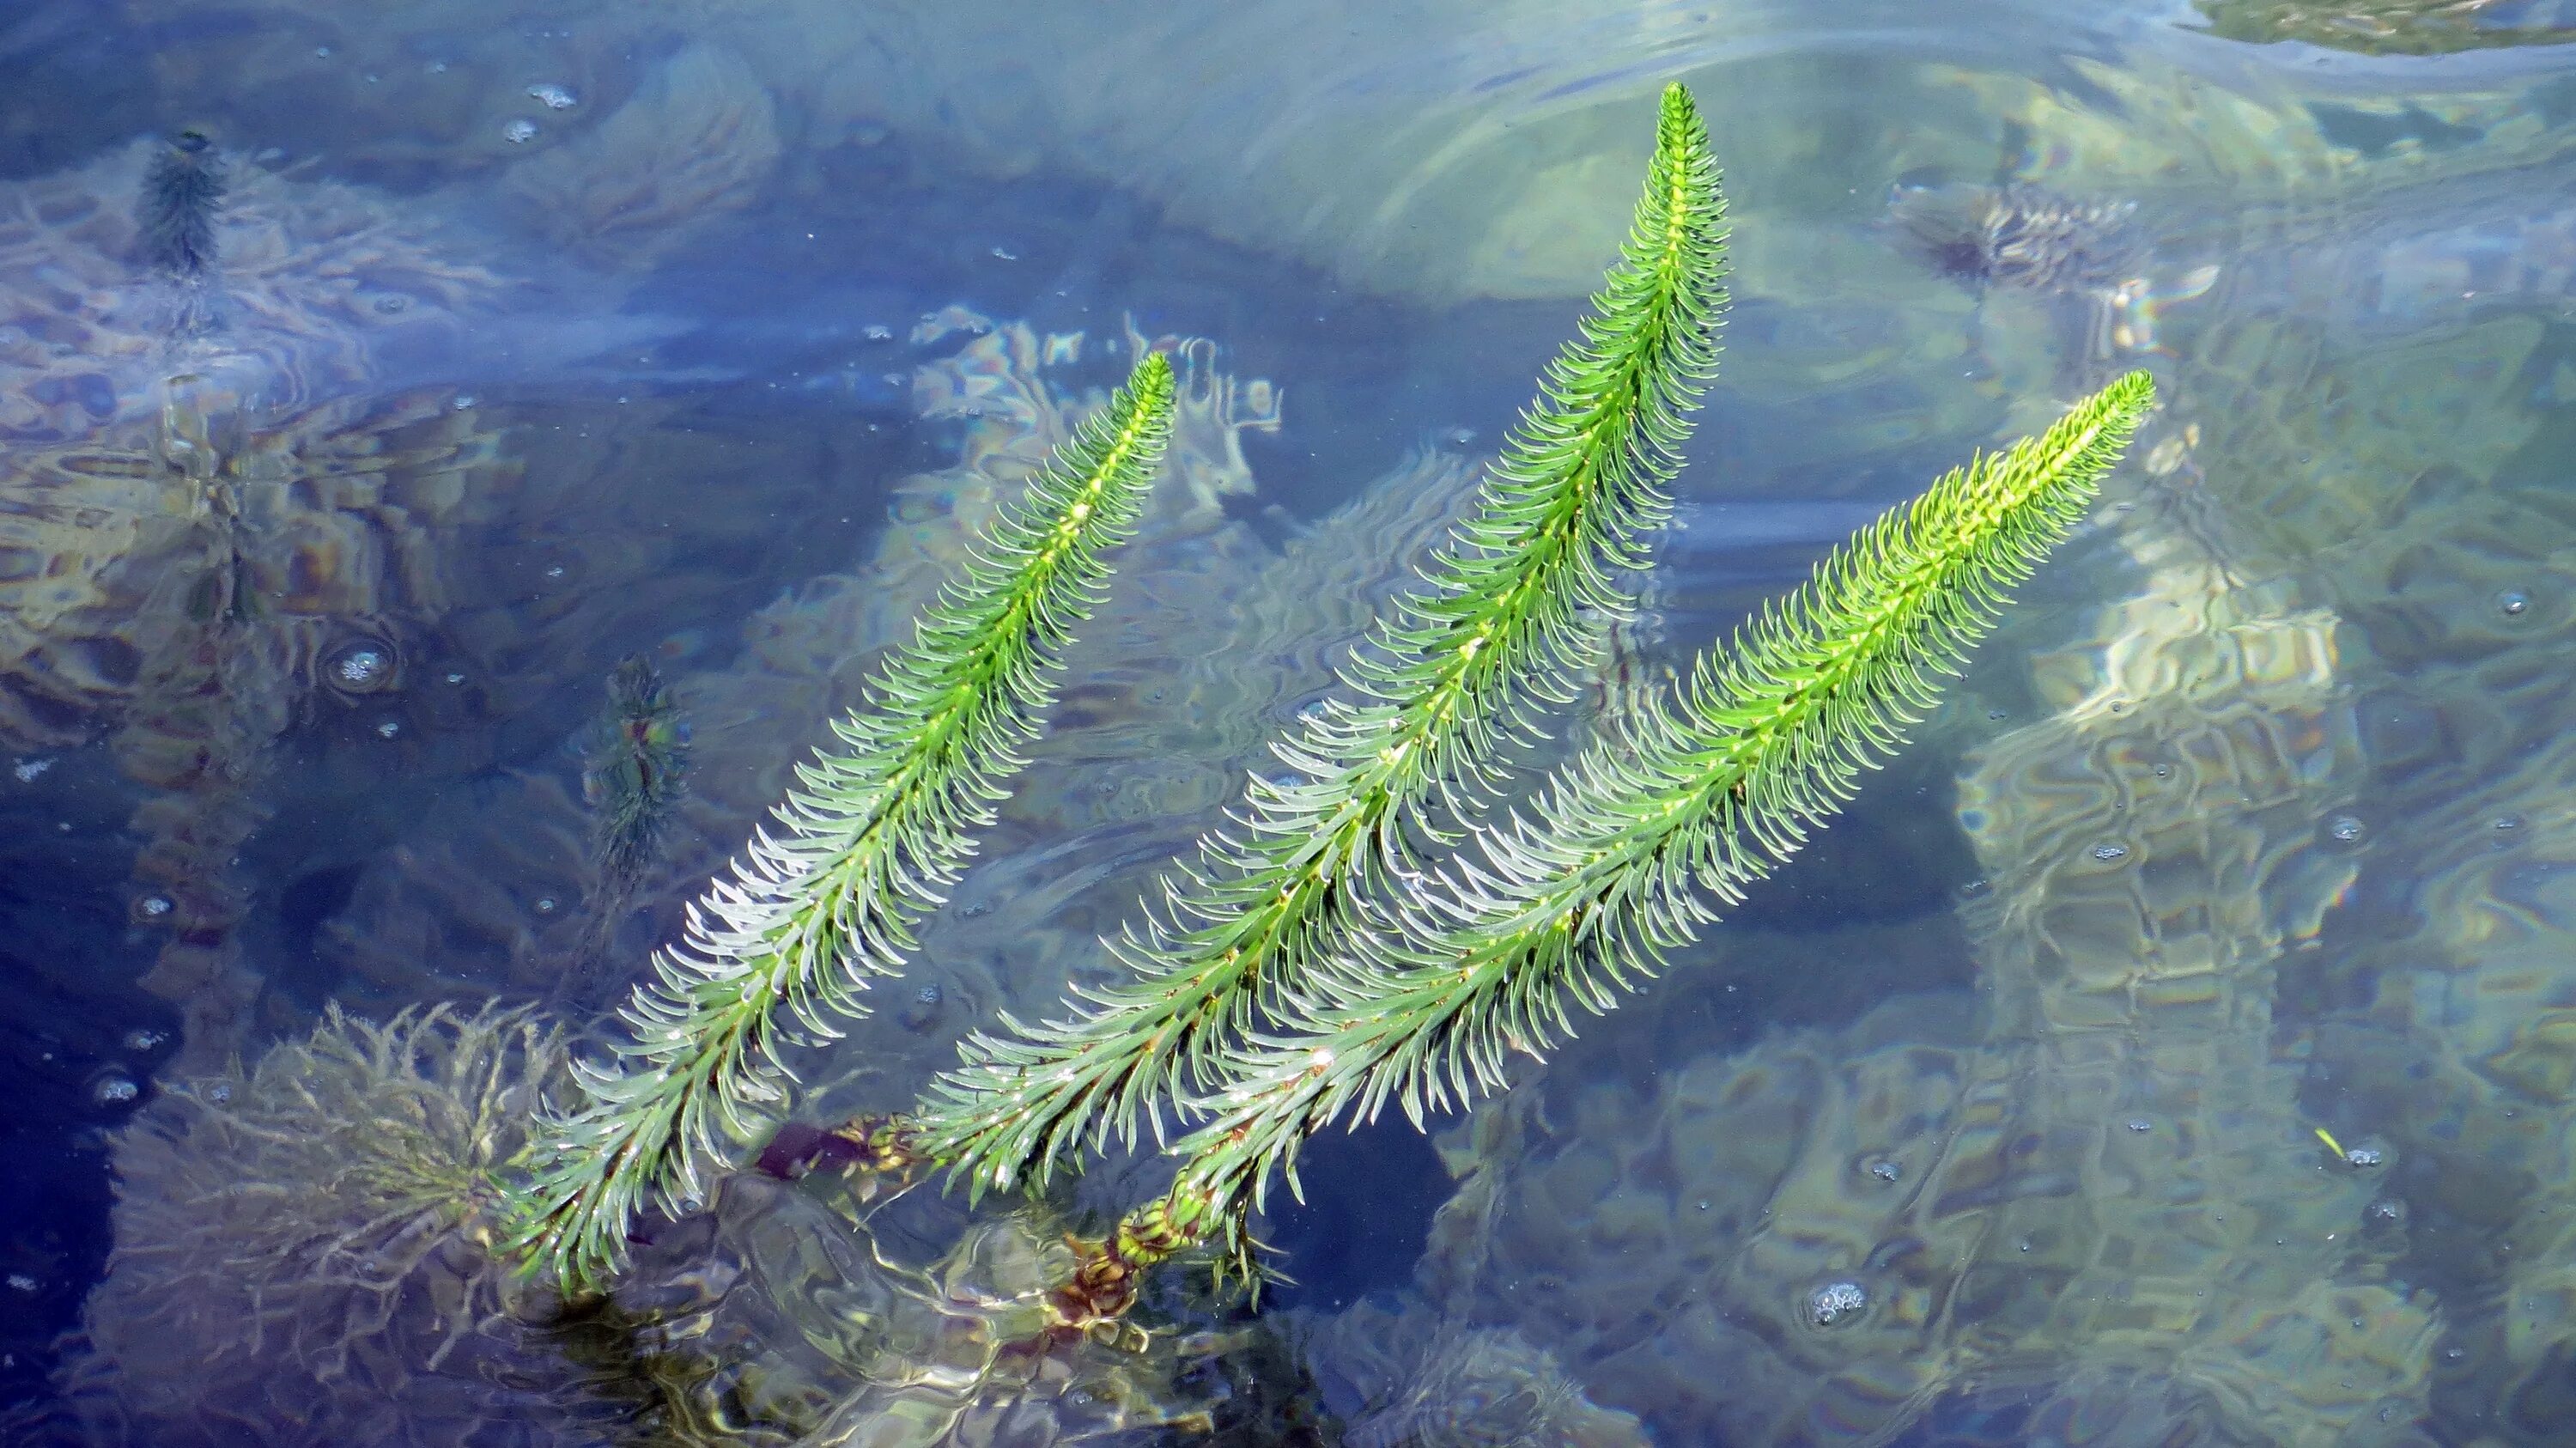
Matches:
[[1139, 371, 2155, 1271], [919, 82, 1731, 1196], [503, 353, 1176, 1288]]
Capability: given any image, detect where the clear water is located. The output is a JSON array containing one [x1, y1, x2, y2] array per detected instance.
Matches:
[[4, 2, 2576, 1443]]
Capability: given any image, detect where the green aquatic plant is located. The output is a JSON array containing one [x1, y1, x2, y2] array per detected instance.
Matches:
[[501, 82, 2150, 1314], [505, 352, 1177, 1287], [917, 80, 1729, 1191], [1111, 370, 2153, 1277]]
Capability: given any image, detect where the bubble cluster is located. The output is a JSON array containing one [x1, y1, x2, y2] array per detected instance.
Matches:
[[331, 645, 391, 690], [1807, 1281, 1868, 1329]]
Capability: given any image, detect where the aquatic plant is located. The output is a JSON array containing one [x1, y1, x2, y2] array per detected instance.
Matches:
[[917, 79, 1729, 1189], [573, 654, 692, 978], [65, 1003, 625, 1447], [506, 352, 1178, 1287], [1091, 367, 2151, 1281], [507, 82, 2148, 1311], [141, 129, 222, 283]]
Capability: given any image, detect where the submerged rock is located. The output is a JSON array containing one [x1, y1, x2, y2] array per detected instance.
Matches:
[[1294, 1296, 1649, 1448]]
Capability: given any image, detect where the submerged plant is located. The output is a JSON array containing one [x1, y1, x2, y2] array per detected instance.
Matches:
[[67, 1004, 624, 1447], [919, 80, 1729, 1190], [506, 353, 1178, 1287], [572, 654, 692, 981], [141, 128, 223, 280]]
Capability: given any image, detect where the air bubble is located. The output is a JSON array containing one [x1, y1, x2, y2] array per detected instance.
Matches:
[[137, 896, 173, 918], [2093, 844, 2129, 863], [535, 897, 557, 914], [122, 1028, 166, 1052], [453, 394, 477, 411], [914, 983, 943, 1006], [92, 1074, 138, 1106], [2343, 1145, 2385, 1168], [526, 83, 578, 109], [328, 642, 393, 691], [1807, 1281, 1868, 1329], [375, 719, 400, 739], [503, 119, 539, 144], [1867, 1159, 1901, 1183], [13, 757, 52, 782], [4, 1274, 34, 1293], [2126, 1118, 2153, 1133], [2496, 589, 2530, 618], [2329, 815, 2364, 844]]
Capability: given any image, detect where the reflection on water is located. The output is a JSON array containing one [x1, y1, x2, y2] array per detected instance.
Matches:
[[3, 0, 2576, 1442]]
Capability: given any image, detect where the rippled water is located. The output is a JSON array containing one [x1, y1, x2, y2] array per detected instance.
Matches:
[[4, 2, 2576, 1443]]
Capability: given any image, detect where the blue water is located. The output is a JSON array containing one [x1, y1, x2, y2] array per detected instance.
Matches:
[[5, 3, 2576, 1443]]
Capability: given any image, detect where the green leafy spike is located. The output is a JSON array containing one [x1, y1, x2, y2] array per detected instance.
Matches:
[[916, 82, 1730, 1195], [1133, 371, 2154, 1272], [502, 353, 1177, 1287]]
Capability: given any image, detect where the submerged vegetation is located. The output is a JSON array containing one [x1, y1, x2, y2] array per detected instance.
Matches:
[[494, 81, 2150, 1311], [140, 128, 222, 278], [571, 654, 692, 983]]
